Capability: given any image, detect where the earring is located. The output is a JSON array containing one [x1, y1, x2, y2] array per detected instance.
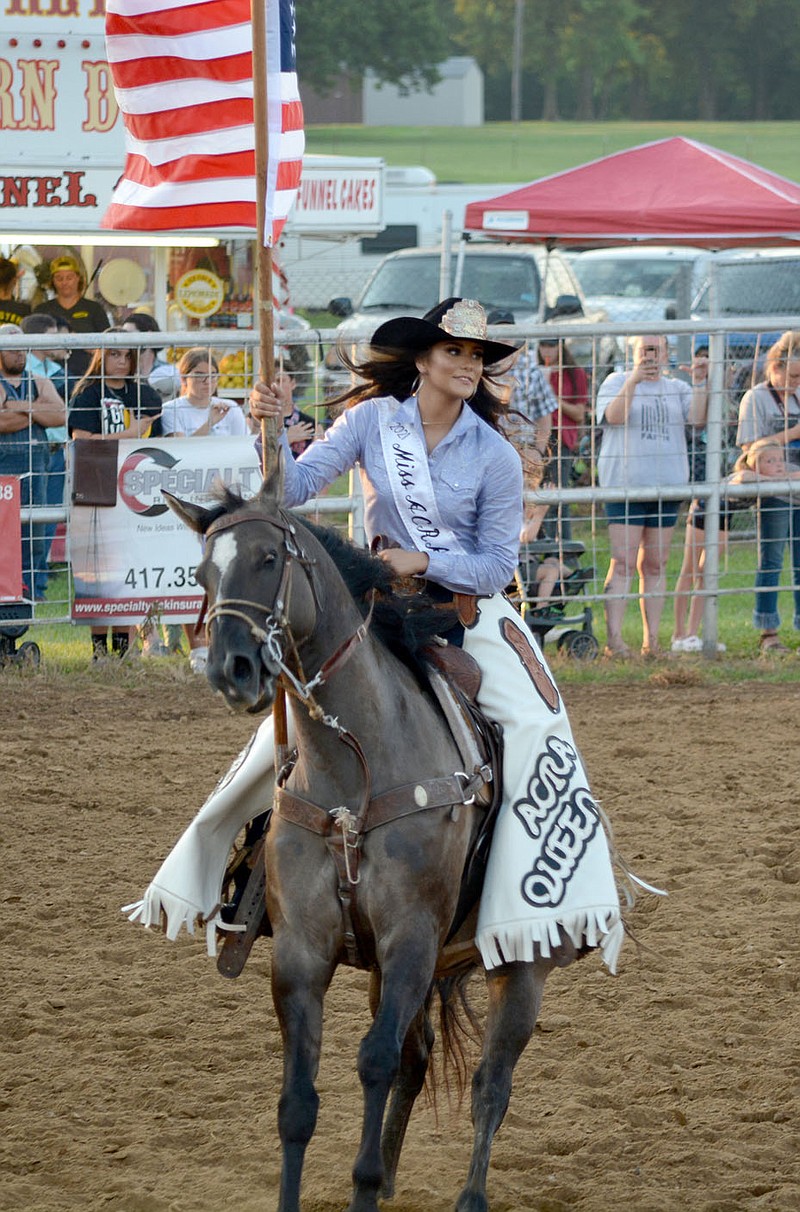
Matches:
[[411, 373, 423, 396]]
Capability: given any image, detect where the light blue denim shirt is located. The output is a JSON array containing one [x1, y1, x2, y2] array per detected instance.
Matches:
[[276, 395, 523, 596]]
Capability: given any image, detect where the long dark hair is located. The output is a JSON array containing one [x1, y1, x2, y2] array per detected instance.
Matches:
[[71, 327, 135, 399], [327, 341, 512, 433], [536, 339, 578, 369]]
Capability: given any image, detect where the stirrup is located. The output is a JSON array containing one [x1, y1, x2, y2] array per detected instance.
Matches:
[[216, 812, 272, 979]]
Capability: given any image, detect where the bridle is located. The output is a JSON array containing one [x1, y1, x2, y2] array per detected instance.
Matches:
[[203, 507, 375, 716]]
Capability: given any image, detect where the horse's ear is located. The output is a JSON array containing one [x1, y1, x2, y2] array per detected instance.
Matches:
[[258, 445, 285, 507], [163, 491, 217, 535]]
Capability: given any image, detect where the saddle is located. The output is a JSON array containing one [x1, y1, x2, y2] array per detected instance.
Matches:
[[216, 643, 503, 979]]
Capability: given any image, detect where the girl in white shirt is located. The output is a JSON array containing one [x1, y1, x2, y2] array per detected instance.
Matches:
[[160, 347, 247, 669], [161, 348, 247, 438]]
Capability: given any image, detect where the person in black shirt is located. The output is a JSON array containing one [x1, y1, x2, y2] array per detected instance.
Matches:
[[0, 256, 31, 327], [68, 332, 162, 661], [33, 255, 109, 379], [68, 335, 162, 441]]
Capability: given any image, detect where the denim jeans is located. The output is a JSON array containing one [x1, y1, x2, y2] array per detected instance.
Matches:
[[754, 496, 800, 631]]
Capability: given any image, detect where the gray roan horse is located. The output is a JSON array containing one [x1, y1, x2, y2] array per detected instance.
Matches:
[[166, 467, 578, 1212]]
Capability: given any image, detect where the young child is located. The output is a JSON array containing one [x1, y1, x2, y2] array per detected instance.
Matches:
[[518, 497, 564, 612], [730, 435, 800, 485], [519, 500, 591, 616], [671, 438, 800, 652]]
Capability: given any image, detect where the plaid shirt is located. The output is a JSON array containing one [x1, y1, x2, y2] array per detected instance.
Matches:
[[506, 347, 557, 421]]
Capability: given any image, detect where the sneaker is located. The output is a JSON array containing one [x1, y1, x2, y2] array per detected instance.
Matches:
[[672, 635, 727, 653], [91, 636, 108, 662], [189, 646, 208, 674], [671, 635, 702, 653], [111, 630, 130, 657]]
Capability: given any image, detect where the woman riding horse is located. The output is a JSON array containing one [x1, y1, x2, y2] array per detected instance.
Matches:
[[127, 298, 621, 973]]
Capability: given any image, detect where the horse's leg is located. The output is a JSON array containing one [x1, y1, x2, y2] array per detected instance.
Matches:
[[455, 960, 550, 1212], [271, 939, 334, 1212], [380, 999, 434, 1199], [347, 938, 438, 1212]]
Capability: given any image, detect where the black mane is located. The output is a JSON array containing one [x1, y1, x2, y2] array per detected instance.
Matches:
[[295, 515, 458, 672], [211, 486, 457, 673]]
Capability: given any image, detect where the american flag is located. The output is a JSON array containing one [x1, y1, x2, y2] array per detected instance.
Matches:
[[102, 0, 304, 243]]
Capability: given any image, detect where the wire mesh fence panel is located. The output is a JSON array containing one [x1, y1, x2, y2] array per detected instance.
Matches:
[[3, 317, 800, 659]]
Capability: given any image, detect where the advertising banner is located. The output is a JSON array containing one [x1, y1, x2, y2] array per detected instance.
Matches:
[[290, 158, 385, 234], [69, 436, 262, 624], [0, 477, 23, 601]]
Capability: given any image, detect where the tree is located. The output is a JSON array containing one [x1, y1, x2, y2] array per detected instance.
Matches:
[[455, 0, 567, 119], [322, 0, 800, 119], [296, 0, 451, 94], [559, 0, 647, 120]]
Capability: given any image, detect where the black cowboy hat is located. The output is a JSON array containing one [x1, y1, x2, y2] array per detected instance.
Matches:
[[371, 297, 519, 367]]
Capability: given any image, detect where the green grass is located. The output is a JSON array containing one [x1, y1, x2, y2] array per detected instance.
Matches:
[[299, 308, 341, 330], [305, 120, 800, 184]]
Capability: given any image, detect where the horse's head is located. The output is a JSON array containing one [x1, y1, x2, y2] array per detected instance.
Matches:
[[165, 461, 318, 713]]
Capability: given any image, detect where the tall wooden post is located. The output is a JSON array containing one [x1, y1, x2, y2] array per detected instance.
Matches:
[[251, 0, 280, 477]]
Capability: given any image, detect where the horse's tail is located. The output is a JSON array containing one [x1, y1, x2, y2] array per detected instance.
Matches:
[[429, 971, 482, 1107]]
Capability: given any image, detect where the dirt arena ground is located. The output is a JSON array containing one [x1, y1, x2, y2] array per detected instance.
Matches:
[[2, 666, 799, 1212]]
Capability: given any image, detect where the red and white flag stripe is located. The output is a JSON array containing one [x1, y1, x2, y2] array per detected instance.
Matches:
[[102, 0, 304, 243]]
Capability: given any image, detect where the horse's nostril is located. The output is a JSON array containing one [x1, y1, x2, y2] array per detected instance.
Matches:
[[232, 654, 255, 683]]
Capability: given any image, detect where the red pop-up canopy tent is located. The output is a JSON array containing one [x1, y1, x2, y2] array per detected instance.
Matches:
[[463, 137, 800, 248]]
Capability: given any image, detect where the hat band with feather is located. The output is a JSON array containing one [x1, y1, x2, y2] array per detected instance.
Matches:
[[371, 296, 518, 367]]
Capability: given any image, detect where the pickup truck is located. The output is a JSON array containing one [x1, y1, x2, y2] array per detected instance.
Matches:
[[321, 243, 619, 397]]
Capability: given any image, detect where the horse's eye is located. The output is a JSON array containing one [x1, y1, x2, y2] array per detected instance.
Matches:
[[262, 550, 277, 567]]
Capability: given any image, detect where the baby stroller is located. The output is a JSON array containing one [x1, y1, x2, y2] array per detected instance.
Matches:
[[513, 537, 598, 660]]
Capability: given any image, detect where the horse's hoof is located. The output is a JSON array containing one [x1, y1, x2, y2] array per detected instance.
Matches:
[[455, 1191, 488, 1212]]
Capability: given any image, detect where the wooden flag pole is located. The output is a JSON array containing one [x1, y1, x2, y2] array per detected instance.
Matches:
[[251, 0, 280, 478]]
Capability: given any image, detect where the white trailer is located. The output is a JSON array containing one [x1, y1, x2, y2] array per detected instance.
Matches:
[[279, 167, 518, 310]]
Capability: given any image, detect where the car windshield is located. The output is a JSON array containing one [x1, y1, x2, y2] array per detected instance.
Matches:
[[574, 257, 687, 302], [358, 254, 540, 314], [693, 260, 800, 316], [359, 257, 442, 311]]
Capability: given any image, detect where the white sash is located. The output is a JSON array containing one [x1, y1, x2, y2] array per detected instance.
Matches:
[[377, 399, 467, 558]]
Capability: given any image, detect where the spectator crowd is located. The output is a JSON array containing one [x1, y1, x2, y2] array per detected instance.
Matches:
[[1, 249, 799, 666]]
